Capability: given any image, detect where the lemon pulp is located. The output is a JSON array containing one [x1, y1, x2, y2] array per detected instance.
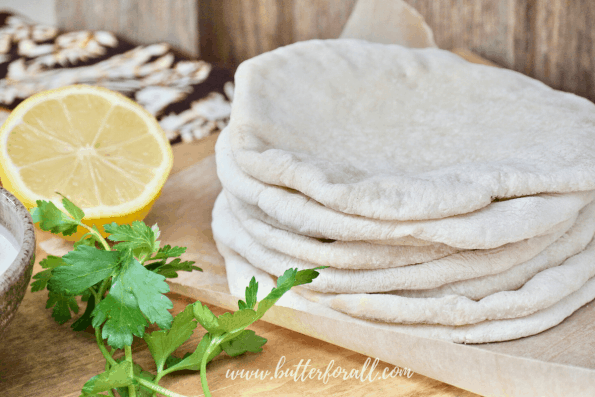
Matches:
[[0, 85, 173, 241]]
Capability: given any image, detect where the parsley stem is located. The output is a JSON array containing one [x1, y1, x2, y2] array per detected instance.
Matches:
[[200, 337, 223, 397], [200, 350, 211, 397], [89, 286, 100, 304], [78, 221, 111, 251], [134, 376, 190, 397], [97, 277, 110, 302], [154, 362, 179, 380], [138, 252, 150, 265], [154, 371, 164, 385], [96, 327, 118, 367], [125, 345, 136, 397]]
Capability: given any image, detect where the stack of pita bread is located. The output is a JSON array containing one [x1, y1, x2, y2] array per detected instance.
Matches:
[[212, 39, 595, 344]]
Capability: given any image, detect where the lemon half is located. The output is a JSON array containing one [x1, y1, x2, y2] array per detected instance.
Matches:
[[0, 85, 173, 241]]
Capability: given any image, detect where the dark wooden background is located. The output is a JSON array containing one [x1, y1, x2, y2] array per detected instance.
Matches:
[[56, 0, 595, 102]]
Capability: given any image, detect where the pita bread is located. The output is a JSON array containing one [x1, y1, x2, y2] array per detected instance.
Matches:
[[213, 191, 575, 293], [217, 239, 595, 344], [294, 235, 595, 325], [218, 128, 595, 249], [228, 39, 595, 221], [226, 193, 462, 269], [395, 201, 595, 300], [361, 237, 440, 247]]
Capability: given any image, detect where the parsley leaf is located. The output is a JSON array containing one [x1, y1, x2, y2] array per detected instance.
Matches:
[[294, 266, 329, 286], [145, 257, 202, 278], [253, 267, 327, 316], [238, 276, 258, 310], [30, 200, 79, 236], [144, 304, 198, 372], [164, 352, 191, 369], [120, 256, 173, 330], [221, 330, 267, 357], [194, 268, 325, 346], [192, 302, 220, 334], [255, 268, 299, 316], [30, 255, 68, 292], [92, 278, 147, 349], [46, 291, 79, 324], [150, 244, 186, 259], [92, 254, 173, 348], [164, 334, 222, 372], [217, 309, 258, 335], [41, 255, 69, 269], [104, 221, 159, 258], [81, 360, 133, 395], [48, 246, 121, 295], [30, 271, 52, 292], [71, 294, 96, 332], [56, 192, 85, 222]]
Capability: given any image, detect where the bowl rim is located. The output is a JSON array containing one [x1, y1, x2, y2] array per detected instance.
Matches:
[[0, 186, 36, 294]]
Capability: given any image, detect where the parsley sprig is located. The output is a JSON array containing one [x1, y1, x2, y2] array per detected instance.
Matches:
[[30, 193, 325, 397]]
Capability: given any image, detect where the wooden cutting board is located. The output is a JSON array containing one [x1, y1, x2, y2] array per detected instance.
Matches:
[[0, 132, 478, 397], [146, 137, 595, 397]]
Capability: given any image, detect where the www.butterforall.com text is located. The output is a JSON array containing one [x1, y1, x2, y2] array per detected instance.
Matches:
[[225, 356, 414, 384]]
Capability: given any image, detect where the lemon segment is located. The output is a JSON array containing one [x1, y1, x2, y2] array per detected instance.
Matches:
[[0, 85, 174, 241]]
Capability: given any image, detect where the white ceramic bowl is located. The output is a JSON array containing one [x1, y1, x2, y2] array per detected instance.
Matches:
[[0, 186, 36, 335]]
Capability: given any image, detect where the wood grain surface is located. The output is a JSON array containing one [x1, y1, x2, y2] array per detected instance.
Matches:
[[0, 133, 478, 397], [198, 0, 357, 69], [405, 0, 595, 102], [55, 0, 595, 101], [55, 0, 200, 57]]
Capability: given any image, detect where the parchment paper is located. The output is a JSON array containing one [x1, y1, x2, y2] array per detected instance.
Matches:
[[340, 0, 437, 48]]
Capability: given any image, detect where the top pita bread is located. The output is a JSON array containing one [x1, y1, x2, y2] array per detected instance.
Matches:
[[218, 127, 595, 249], [229, 39, 595, 221]]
